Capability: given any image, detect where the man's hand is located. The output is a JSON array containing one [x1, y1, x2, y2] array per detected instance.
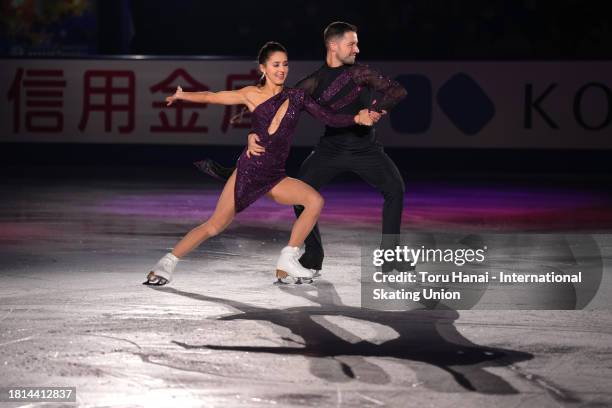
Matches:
[[368, 110, 387, 122], [246, 133, 265, 158], [369, 99, 387, 122]]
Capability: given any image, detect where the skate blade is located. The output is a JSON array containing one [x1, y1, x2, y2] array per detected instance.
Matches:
[[273, 277, 315, 285], [142, 272, 169, 286], [274, 269, 314, 285]]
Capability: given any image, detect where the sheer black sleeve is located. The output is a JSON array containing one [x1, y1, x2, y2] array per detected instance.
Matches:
[[350, 64, 407, 111], [294, 73, 318, 97]]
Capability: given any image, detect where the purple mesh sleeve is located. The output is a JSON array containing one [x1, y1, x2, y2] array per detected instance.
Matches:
[[350, 64, 407, 111], [301, 91, 356, 127]]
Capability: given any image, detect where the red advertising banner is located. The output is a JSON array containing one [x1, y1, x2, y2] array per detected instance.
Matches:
[[2, 59, 611, 149]]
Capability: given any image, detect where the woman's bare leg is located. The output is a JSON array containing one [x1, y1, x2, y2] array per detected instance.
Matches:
[[172, 170, 237, 258], [267, 177, 324, 247]]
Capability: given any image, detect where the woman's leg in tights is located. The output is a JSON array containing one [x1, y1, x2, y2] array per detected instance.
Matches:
[[172, 170, 237, 258], [267, 177, 324, 247]]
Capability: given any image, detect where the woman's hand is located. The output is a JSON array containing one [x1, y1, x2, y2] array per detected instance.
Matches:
[[355, 109, 375, 126], [165, 85, 184, 106], [246, 133, 265, 158]]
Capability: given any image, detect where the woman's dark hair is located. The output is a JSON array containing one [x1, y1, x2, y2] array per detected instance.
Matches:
[[230, 41, 288, 125], [256, 41, 288, 86]]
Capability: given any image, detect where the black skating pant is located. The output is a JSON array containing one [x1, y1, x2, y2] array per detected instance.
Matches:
[[294, 137, 405, 270]]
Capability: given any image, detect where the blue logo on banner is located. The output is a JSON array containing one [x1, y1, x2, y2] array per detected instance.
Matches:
[[437, 73, 495, 135], [391, 72, 495, 135]]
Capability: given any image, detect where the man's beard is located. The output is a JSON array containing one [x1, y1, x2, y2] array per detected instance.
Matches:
[[340, 55, 356, 65]]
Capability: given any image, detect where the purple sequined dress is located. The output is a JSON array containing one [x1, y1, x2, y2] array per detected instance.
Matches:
[[233, 87, 355, 213]]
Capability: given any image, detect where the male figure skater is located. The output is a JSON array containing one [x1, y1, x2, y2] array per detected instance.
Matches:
[[199, 22, 407, 274]]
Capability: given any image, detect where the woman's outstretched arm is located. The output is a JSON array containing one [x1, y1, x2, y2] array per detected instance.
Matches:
[[166, 85, 256, 107]]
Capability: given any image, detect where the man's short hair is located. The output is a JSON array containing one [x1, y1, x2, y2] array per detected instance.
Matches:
[[323, 21, 357, 46]]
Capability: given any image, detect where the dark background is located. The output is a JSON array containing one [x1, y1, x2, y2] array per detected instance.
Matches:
[[108, 0, 612, 60], [3, 1, 611, 59]]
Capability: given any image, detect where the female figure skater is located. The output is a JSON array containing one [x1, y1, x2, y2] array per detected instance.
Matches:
[[144, 42, 375, 285]]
